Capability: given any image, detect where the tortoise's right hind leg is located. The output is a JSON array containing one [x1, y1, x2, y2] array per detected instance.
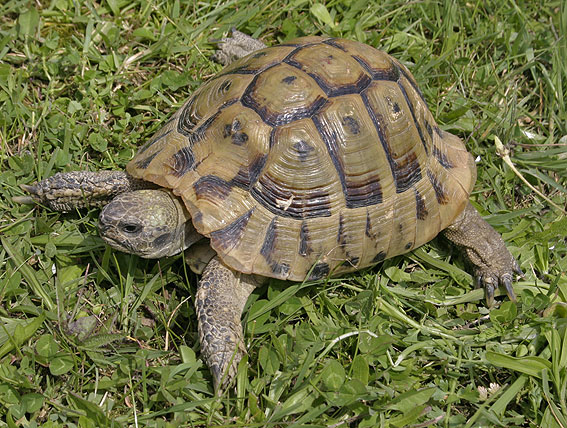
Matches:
[[212, 29, 267, 66], [443, 203, 522, 305], [14, 170, 153, 212]]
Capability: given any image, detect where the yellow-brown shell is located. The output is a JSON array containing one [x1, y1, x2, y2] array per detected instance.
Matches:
[[127, 36, 476, 280]]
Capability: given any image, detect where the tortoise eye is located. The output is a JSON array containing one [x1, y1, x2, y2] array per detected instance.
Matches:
[[122, 223, 142, 234]]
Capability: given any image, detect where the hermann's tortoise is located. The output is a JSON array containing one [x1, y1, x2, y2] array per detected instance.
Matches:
[[17, 31, 522, 391]]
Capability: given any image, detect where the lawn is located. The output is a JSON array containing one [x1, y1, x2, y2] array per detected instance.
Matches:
[[1, 0, 566, 426]]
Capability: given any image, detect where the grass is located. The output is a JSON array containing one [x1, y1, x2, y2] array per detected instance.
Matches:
[[1, 0, 566, 426]]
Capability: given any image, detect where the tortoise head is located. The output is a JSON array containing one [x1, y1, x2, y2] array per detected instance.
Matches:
[[99, 189, 200, 258]]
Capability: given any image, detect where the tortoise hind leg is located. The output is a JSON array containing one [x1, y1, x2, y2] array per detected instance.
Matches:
[[443, 203, 522, 305], [212, 29, 267, 66], [196, 256, 265, 392]]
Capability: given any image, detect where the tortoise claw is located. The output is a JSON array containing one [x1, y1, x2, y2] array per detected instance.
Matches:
[[12, 195, 36, 205], [513, 260, 524, 277], [485, 280, 495, 307], [20, 183, 39, 195], [502, 275, 517, 302], [475, 268, 519, 306]]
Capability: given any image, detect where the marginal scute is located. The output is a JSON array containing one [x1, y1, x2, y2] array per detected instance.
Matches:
[[126, 35, 476, 280], [299, 221, 312, 256], [308, 261, 330, 280], [260, 218, 291, 275], [210, 209, 254, 253], [193, 175, 232, 201]]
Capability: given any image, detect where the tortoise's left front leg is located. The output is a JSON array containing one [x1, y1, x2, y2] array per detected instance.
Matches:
[[443, 203, 522, 305], [14, 171, 153, 212], [196, 256, 265, 392]]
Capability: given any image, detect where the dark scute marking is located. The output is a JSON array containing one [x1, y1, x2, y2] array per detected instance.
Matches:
[[365, 212, 374, 238], [260, 218, 277, 263], [218, 79, 232, 94], [345, 176, 383, 208], [427, 169, 449, 204], [308, 262, 330, 280], [353, 56, 400, 81], [299, 221, 312, 256], [218, 65, 260, 76], [360, 92, 397, 186], [252, 51, 267, 59], [337, 213, 347, 246], [281, 46, 306, 63], [269, 127, 277, 148], [394, 151, 422, 194], [372, 251, 387, 263], [280, 42, 316, 48], [392, 102, 401, 114], [171, 146, 195, 177], [210, 209, 254, 252], [241, 72, 329, 125], [286, 56, 372, 97], [342, 116, 360, 134], [282, 75, 297, 84], [177, 106, 224, 143], [323, 39, 347, 51], [153, 233, 172, 249], [223, 124, 232, 138], [223, 119, 247, 145], [415, 189, 428, 220], [248, 154, 267, 185], [137, 129, 172, 156], [432, 145, 453, 169], [230, 153, 267, 190], [193, 211, 202, 225], [404, 242, 412, 250], [135, 151, 158, 169], [293, 140, 314, 161], [435, 126, 444, 138], [347, 256, 360, 267], [232, 132, 248, 145], [176, 98, 198, 135], [397, 64, 429, 107], [312, 114, 382, 208], [193, 175, 232, 201], [260, 218, 290, 276], [250, 175, 332, 219], [425, 121, 433, 138], [397, 81, 429, 155]]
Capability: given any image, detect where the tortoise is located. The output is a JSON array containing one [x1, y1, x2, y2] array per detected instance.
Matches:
[[17, 31, 522, 391]]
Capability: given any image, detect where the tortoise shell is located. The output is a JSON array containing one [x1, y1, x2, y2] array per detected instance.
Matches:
[[127, 36, 476, 280]]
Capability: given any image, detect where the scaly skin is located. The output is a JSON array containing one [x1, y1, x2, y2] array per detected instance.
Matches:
[[211, 29, 267, 65], [196, 256, 265, 392], [443, 203, 522, 305], [15, 170, 151, 212]]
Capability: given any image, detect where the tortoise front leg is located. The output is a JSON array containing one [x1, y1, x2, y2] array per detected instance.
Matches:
[[196, 256, 265, 392], [443, 203, 522, 305], [14, 170, 153, 212]]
